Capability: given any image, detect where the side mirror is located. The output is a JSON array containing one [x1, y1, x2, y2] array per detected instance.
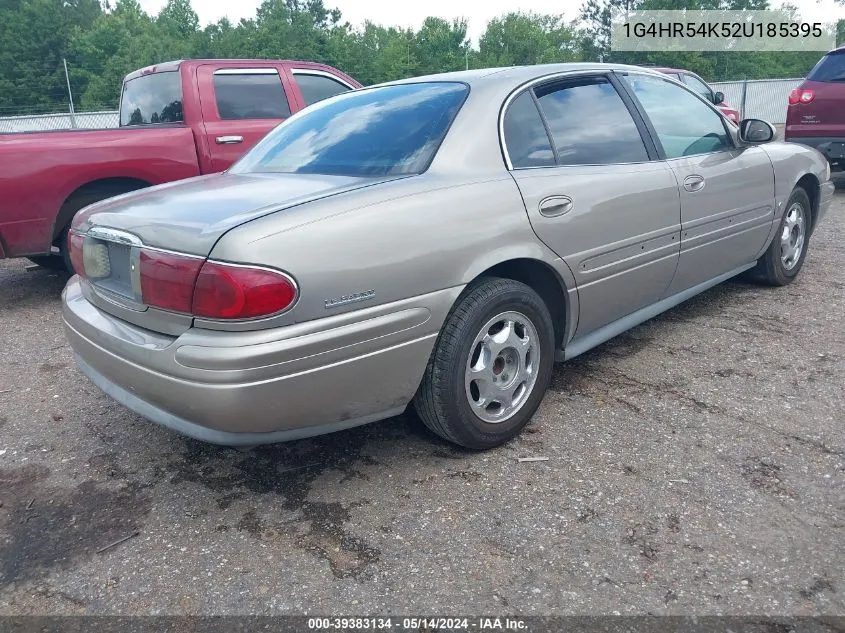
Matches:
[[713, 91, 725, 105], [738, 118, 775, 144]]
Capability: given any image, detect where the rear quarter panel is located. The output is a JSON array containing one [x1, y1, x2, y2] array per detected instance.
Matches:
[[0, 126, 200, 256], [204, 174, 566, 331]]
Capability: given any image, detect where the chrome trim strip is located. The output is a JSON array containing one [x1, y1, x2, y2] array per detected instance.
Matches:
[[86, 226, 143, 246], [214, 68, 279, 75], [82, 229, 207, 260], [141, 245, 206, 259], [290, 68, 357, 90]]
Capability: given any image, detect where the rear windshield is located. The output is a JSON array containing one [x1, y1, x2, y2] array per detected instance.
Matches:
[[807, 51, 845, 82], [230, 82, 469, 177], [120, 71, 183, 126]]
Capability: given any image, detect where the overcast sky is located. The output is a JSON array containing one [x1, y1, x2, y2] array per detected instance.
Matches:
[[139, 0, 845, 44]]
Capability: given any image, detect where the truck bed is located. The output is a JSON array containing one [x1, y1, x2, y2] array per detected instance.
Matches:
[[0, 125, 201, 257]]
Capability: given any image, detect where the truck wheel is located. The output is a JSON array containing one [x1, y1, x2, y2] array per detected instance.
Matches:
[[413, 277, 555, 450]]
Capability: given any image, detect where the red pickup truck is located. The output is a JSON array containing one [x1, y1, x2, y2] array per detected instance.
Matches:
[[0, 58, 360, 270]]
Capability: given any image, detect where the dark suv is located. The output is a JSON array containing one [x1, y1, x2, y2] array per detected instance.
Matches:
[[785, 46, 845, 170]]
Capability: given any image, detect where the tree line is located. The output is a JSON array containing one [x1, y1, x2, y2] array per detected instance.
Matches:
[[0, 0, 843, 115]]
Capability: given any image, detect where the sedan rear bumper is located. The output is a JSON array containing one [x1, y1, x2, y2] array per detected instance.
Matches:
[[63, 276, 459, 445]]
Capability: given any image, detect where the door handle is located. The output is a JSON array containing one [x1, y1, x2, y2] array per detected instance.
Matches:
[[216, 135, 243, 145], [539, 195, 573, 217], [683, 175, 705, 192]]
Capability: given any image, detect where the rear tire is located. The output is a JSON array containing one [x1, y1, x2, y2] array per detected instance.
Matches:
[[748, 187, 811, 286], [414, 277, 555, 450]]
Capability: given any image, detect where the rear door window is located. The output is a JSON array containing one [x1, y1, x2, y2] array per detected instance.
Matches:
[[502, 91, 556, 168], [807, 51, 845, 82], [534, 76, 649, 165], [120, 71, 183, 126], [293, 72, 353, 106], [212, 70, 292, 120]]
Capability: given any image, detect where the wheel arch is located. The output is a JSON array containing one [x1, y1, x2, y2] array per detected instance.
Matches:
[[467, 257, 574, 351], [794, 172, 820, 233], [52, 177, 152, 242]]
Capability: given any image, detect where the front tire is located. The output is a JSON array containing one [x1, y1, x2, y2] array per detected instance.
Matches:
[[750, 187, 811, 286], [414, 277, 555, 450]]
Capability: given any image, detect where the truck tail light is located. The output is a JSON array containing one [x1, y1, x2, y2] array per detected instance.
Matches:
[[191, 261, 297, 319], [68, 231, 86, 276], [788, 88, 815, 105]]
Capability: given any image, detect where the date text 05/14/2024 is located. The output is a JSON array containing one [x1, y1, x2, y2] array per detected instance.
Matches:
[[307, 617, 528, 630]]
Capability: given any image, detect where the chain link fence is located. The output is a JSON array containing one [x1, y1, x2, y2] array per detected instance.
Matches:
[[711, 78, 803, 125], [0, 110, 118, 134]]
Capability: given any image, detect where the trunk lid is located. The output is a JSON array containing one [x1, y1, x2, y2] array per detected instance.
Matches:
[[73, 171, 399, 255], [71, 171, 401, 334]]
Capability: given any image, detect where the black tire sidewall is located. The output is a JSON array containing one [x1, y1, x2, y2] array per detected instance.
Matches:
[[768, 188, 811, 284], [435, 280, 555, 449]]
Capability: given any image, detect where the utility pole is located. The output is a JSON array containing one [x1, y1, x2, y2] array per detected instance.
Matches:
[[465, 46, 469, 70], [63, 58, 77, 129]]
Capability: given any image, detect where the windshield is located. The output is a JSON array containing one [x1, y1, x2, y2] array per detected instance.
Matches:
[[230, 82, 469, 177], [120, 71, 183, 126], [807, 51, 845, 82]]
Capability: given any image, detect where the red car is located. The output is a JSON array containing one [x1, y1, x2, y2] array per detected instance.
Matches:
[[650, 66, 741, 123], [785, 45, 845, 171], [0, 59, 361, 270]]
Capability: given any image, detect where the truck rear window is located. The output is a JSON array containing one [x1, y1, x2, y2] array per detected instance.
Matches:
[[230, 82, 469, 177], [807, 50, 845, 82], [120, 71, 183, 126]]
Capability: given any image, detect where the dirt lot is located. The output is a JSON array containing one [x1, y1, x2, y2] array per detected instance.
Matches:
[[0, 192, 843, 617]]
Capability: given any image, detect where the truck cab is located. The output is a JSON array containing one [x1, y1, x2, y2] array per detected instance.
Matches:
[[0, 59, 361, 269], [120, 59, 359, 172]]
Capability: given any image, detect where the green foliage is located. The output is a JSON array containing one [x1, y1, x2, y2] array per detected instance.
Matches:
[[0, 0, 101, 113], [0, 0, 836, 114], [478, 12, 580, 67]]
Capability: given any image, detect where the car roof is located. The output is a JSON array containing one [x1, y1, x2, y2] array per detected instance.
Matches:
[[373, 62, 669, 90]]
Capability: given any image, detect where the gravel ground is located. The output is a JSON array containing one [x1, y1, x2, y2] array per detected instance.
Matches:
[[0, 191, 843, 617]]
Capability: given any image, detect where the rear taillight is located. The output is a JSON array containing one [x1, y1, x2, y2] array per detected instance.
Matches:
[[192, 261, 297, 319], [139, 250, 204, 314], [788, 88, 815, 105], [68, 231, 86, 276], [137, 250, 296, 319], [73, 235, 298, 320]]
